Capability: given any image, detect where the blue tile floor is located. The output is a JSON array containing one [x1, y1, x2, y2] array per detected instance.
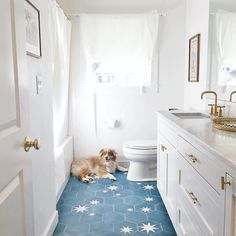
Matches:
[[53, 172, 176, 236]]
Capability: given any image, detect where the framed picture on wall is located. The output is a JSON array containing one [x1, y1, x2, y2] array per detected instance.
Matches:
[[24, 0, 42, 58], [188, 33, 200, 82]]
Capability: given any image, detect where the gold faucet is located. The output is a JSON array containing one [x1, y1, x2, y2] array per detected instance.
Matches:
[[201, 91, 218, 116], [229, 91, 236, 102]]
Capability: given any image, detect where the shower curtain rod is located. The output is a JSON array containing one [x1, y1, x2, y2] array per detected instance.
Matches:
[[66, 12, 167, 17], [56, 3, 70, 20]]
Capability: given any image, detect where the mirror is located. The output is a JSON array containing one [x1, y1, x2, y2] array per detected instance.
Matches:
[[208, 0, 236, 101]]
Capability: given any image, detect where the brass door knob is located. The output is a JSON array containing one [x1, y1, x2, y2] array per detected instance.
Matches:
[[24, 137, 40, 152]]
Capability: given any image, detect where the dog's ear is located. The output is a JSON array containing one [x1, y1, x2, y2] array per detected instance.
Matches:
[[99, 149, 105, 155], [111, 149, 117, 157]]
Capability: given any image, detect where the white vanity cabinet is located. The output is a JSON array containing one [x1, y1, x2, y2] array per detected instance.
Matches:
[[157, 113, 229, 236], [224, 174, 236, 236]]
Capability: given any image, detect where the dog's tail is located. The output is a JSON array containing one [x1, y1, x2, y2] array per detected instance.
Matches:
[[71, 161, 82, 178], [117, 165, 128, 172]]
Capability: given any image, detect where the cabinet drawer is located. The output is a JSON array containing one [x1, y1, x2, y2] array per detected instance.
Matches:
[[178, 156, 220, 235], [177, 135, 222, 193], [177, 193, 202, 236], [158, 118, 177, 148]]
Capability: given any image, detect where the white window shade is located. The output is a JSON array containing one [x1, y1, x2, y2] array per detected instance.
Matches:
[[79, 13, 159, 86]]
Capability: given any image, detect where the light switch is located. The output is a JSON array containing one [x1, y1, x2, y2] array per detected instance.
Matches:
[[36, 75, 43, 94]]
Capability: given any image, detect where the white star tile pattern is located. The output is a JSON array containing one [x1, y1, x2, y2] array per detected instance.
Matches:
[[120, 226, 133, 234], [143, 185, 154, 190], [73, 205, 88, 213], [107, 185, 119, 191], [140, 222, 158, 234], [53, 172, 176, 236], [142, 207, 151, 213], [144, 197, 154, 202], [90, 200, 99, 205]]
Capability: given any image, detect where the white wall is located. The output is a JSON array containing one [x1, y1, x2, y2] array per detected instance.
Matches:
[[26, 0, 57, 235], [69, 3, 186, 159], [184, 0, 210, 110]]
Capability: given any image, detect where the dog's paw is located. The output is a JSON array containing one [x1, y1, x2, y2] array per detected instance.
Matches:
[[81, 177, 89, 183], [88, 176, 95, 183], [82, 176, 95, 183], [108, 174, 116, 181]]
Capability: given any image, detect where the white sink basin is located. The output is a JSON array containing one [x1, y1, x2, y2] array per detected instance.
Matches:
[[172, 112, 210, 119]]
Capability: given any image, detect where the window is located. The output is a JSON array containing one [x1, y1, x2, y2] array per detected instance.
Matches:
[[79, 13, 159, 86]]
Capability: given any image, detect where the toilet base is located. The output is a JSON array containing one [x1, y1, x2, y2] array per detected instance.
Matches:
[[127, 161, 156, 181]]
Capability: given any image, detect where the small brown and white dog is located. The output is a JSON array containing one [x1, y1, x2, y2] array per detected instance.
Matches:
[[71, 148, 127, 183]]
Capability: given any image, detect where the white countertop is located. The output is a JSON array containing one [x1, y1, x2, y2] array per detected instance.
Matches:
[[157, 111, 236, 169]]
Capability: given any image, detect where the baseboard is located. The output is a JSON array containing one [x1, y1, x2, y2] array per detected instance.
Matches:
[[42, 210, 58, 236], [56, 174, 70, 202]]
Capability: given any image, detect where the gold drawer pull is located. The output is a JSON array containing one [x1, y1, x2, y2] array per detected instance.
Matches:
[[187, 191, 198, 204], [161, 144, 167, 152], [221, 176, 231, 190], [186, 153, 197, 163]]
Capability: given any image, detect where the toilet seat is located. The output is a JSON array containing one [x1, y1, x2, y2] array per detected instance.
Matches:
[[123, 140, 157, 150]]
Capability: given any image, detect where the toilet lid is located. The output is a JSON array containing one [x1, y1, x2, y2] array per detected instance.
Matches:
[[123, 140, 157, 150]]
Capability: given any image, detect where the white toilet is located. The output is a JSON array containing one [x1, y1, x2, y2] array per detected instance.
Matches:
[[122, 140, 157, 181]]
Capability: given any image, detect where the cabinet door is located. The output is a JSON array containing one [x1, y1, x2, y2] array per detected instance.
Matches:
[[176, 206, 200, 236], [225, 174, 236, 236], [158, 135, 177, 225], [158, 136, 168, 196], [166, 144, 177, 218]]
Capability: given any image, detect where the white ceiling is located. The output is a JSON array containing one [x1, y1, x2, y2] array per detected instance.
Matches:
[[57, 0, 183, 14]]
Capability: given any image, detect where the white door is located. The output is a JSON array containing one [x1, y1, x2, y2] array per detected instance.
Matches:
[[0, 0, 34, 235], [225, 174, 236, 236]]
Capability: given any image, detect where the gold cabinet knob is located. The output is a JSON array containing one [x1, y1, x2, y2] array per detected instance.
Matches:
[[24, 137, 40, 152], [160, 144, 167, 152], [221, 176, 231, 190], [186, 190, 198, 204], [187, 154, 197, 163]]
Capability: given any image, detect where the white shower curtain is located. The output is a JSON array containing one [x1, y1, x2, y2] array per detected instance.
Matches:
[[215, 10, 236, 85], [50, 1, 72, 196], [50, 0, 72, 148]]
